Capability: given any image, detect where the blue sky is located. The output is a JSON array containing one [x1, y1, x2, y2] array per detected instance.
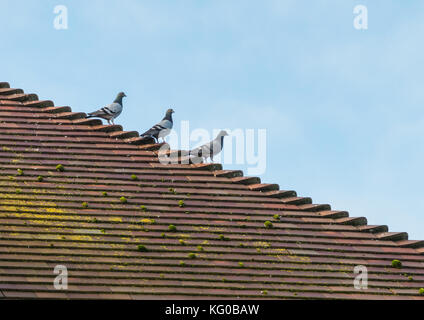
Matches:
[[1, 0, 423, 239]]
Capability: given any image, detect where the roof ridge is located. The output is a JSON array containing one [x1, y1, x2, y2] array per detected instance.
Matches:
[[1, 82, 423, 253]]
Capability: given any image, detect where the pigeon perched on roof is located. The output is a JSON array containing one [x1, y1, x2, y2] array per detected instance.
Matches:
[[86, 92, 126, 125], [140, 108, 175, 143], [190, 130, 229, 163]]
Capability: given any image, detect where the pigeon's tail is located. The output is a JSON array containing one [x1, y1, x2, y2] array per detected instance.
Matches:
[[189, 148, 202, 158], [86, 113, 95, 119], [140, 132, 152, 139], [139, 135, 156, 145]]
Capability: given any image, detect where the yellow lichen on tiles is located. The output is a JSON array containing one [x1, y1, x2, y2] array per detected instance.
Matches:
[[0, 204, 66, 216], [6, 212, 66, 221], [284, 255, 311, 263], [0, 205, 32, 212], [0, 193, 21, 199], [0, 180, 18, 187], [44, 207, 65, 214], [139, 218, 155, 224], [6, 232, 20, 237], [254, 241, 271, 248], [30, 188, 57, 195], [28, 219, 65, 227], [66, 235, 94, 242], [299, 256, 311, 262], [0, 199, 58, 207], [112, 251, 126, 257], [269, 248, 289, 254]]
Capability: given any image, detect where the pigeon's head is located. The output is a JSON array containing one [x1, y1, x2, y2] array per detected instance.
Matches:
[[166, 108, 175, 115], [114, 92, 127, 104], [218, 130, 229, 137]]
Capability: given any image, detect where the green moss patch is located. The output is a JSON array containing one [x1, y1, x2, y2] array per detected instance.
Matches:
[[264, 221, 273, 228], [218, 234, 228, 241], [119, 197, 127, 204], [391, 259, 402, 269], [137, 245, 148, 252]]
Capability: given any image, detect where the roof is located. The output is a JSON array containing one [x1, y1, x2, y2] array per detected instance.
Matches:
[[0, 81, 423, 300]]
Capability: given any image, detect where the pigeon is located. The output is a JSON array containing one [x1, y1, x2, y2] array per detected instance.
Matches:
[[190, 130, 229, 163], [86, 92, 126, 125], [140, 108, 175, 143]]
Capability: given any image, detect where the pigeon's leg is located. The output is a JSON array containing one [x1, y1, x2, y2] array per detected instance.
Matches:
[[111, 119, 115, 125], [107, 119, 111, 125]]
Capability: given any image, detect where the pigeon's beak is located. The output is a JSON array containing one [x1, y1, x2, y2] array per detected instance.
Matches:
[[123, 93, 127, 97]]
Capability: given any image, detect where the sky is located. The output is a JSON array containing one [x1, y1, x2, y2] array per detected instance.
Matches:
[[1, 0, 423, 239]]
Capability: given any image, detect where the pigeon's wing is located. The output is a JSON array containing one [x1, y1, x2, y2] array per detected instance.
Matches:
[[141, 119, 173, 139], [106, 103, 123, 116], [88, 103, 122, 120], [210, 139, 224, 157]]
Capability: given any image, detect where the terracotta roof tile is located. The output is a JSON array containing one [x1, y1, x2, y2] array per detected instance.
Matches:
[[0, 82, 423, 300]]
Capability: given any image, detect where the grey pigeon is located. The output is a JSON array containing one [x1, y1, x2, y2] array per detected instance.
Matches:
[[140, 108, 175, 143], [190, 130, 229, 163], [86, 92, 126, 125]]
